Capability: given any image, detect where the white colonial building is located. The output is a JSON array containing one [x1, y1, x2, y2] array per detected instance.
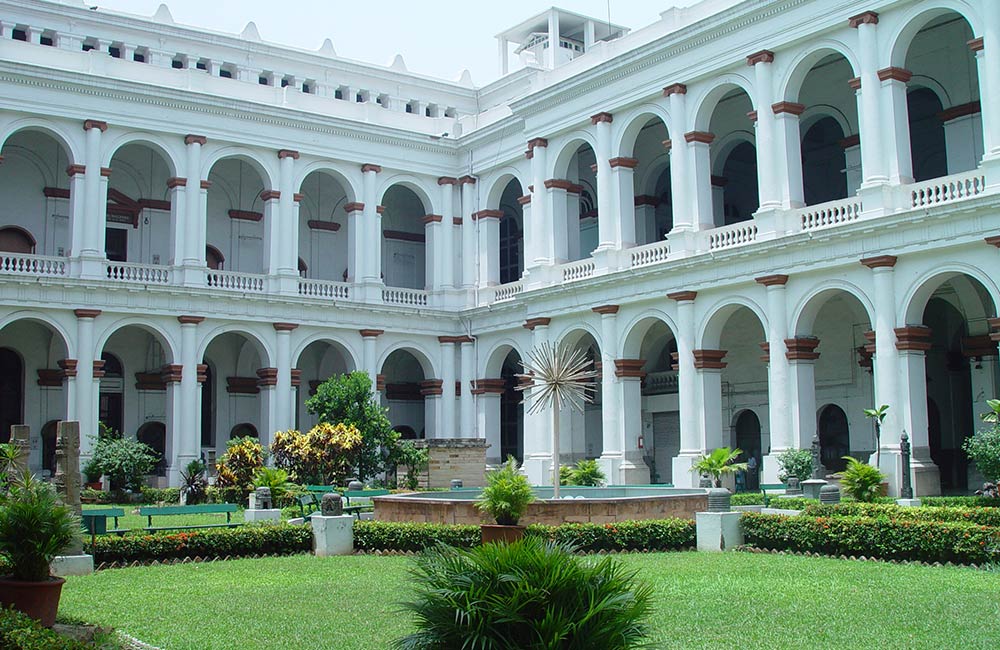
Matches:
[[0, 0, 998, 495]]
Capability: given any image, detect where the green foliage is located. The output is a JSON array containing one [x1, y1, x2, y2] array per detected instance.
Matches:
[[253, 467, 294, 502], [180, 460, 207, 505], [560, 458, 606, 486], [0, 442, 19, 492], [204, 485, 249, 505], [271, 423, 363, 485], [140, 487, 181, 504], [0, 472, 81, 581], [692, 447, 748, 487], [963, 423, 1000, 484], [215, 436, 265, 492], [741, 512, 1000, 565], [306, 371, 399, 481], [86, 524, 312, 564], [392, 440, 429, 490], [770, 497, 821, 510], [982, 399, 1000, 424], [476, 456, 535, 525], [802, 502, 1000, 527], [526, 519, 695, 552], [776, 449, 814, 483], [395, 536, 653, 650], [91, 435, 157, 492], [0, 608, 93, 650], [81, 456, 102, 483], [731, 492, 766, 506], [837, 457, 885, 502], [921, 495, 1000, 508], [353, 521, 482, 551]]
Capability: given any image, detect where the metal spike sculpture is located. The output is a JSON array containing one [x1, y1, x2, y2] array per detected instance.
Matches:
[[516, 342, 597, 499]]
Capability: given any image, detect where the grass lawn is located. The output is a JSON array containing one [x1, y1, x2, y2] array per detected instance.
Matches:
[[82, 504, 244, 532], [60, 551, 999, 650]]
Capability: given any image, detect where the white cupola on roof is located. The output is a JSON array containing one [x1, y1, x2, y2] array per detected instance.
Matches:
[[495, 7, 629, 75]]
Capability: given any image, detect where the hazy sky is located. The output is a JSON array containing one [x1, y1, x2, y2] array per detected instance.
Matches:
[[90, 1, 698, 85]]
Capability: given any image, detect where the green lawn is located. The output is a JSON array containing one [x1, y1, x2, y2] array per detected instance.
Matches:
[[82, 504, 244, 532], [59, 552, 999, 650]]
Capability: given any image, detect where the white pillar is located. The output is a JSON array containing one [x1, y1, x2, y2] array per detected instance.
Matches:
[[686, 133, 716, 230], [612, 159, 638, 248], [359, 329, 382, 385], [80, 120, 107, 277], [422, 385, 441, 438], [617, 373, 648, 484], [477, 388, 502, 463], [163, 376, 183, 485], [595, 306, 621, 479], [851, 14, 888, 186], [591, 113, 616, 251], [345, 203, 364, 282], [528, 139, 548, 268], [894, 327, 941, 496], [166, 178, 186, 266], [546, 10, 559, 69], [177, 315, 202, 473], [459, 176, 477, 289], [546, 183, 569, 263], [785, 338, 819, 450], [423, 215, 442, 291], [878, 67, 914, 185], [758, 275, 792, 484], [74, 309, 99, 457], [361, 164, 381, 283], [277, 150, 299, 281], [670, 292, 700, 486], [438, 338, 457, 438], [773, 107, 805, 208], [475, 211, 501, 286], [498, 36, 509, 76], [438, 177, 456, 290], [696, 353, 725, 452], [183, 135, 205, 266], [748, 51, 780, 210], [274, 323, 296, 433], [67, 166, 86, 261], [522, 318, 552, 483], [262, 190, 281, 276], [459, 339, 475, 437], [665, 85, 691, 232]]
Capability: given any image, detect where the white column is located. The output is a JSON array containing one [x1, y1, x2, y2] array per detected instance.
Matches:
[[546, 10, 559, 69], [665, 85, 691, 232], [262, 190, 282, 276], [522, 318, 552, 484], [345, 203, 364, 282], [773, 107, 805, 208], [498, 36, 509, 76], [274, 323, 296, 434], [617, 373, 648, 483], [879, 68, 914, 185], [360, 329, 381, 383], [177, 315, 202, 473], [459, 339, 475, 438], [438, 338, 457, 438], [546, 183, 569, 263], [74, 309, 99, 458], [67, 166, 87, 261], [182, 135, 205, 265], [276, 150, 298, 277], [166, 179, 186, 266], [438, 177, 456, 289], [977, 1, 1000, 161], [595, 306, 622, 480], [612, 159, 638, 248], [670, 292, 700, 486], [894, 327, 941, 496], [748, 52, 780, 210], [528, 139, 548, 268], [592, 113, 616, 251], [696, 353, 725, 452], [163, 376, 183, 484], [759, 275, 792, 484], [80, 120, 107, 277], [459, 176, 477, 289], [475, 211, 501, 286], [424, 215, 442, 291], [361, 164, 381, 283], [477, 389, 502, 463], [422, 383, 442, 439], [686, 133, 716, 230], [785, 338, 819, 450], [851, 14, 888, 186]]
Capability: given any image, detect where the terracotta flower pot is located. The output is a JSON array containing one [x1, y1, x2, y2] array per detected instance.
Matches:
[[0, 576, 66, 628], [481, 524, 526, 545]]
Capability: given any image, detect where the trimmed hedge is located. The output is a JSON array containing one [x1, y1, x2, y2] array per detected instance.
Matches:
[[803, 502, 1000, 527], [741, 512, 1000, 565], [353, 521, 481, 551], [0, 608, 93, 650], [86, 523, 312, 564], [921, 496, 1000, 509], [140, 487, 181, 504], [768, 496, 819, 510], [526, 519, 695, 552], [731, 493, 765, 506]]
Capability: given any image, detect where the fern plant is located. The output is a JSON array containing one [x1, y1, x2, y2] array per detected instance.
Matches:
[[561, 459, 606, 487], [837, 457, 885, 502], [476, 456, 534, 525], [0, 472, 80, 581]]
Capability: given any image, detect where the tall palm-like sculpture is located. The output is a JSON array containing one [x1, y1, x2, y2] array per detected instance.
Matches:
[[516, 342, 597, 499]]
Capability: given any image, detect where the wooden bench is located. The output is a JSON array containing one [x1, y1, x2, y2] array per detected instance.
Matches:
[[138, 504, 241, 532], [81, 508, 127, 536], [297, 490, 390, 520]]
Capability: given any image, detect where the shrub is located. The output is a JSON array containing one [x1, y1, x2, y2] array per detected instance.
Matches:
[[204, 485, 248, 505], [963, 418, 1000, 484], [561, 458, 606, 486], [776, 449, 814, 483], [253, 467, 294, 502], [86, 524, 312, 564], [0, 608, 92, 650], [271, 423, 362, 485], [91, 435, 158, 492], [802, 502, 1000, 527], [0, 472, 81, 581], [180, 460, 207, 505], [526, 519, 695, 552], [353, 521, 482, 552], [215, 436, 265, 493], [140, 487, 181, 504], [837, 457, 885, 502], [80, 487, 114, 504], [922, 496, 1000, 508], [391, 440, 429, 491], [692, 447, 747, 487], [476, 456, 535, 525], [769, 496, 820, 510], [741, 512, 1000, 565], [731, 493, 765, 506], [306, 371, 398, 481], [395, 536, 653, 650]]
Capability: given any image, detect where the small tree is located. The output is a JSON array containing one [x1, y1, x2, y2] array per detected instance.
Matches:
[[215, 436, 265, 492], [91, 436, 157, 492], [391, 440, 429, 490], [270, 423, 362, 485], [306, 372, 398, 481], [776, 449, 814, 484], [692, 447, 748, 488], [864, 404, 889, 466], [963, 399, 1000, 484]]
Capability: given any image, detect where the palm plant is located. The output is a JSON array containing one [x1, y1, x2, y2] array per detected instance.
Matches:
[[476, 456, 534, 526], [837, 456, 885, 502], [180, 460, 208, 505], [395, 536, 653, 650], [864, 404, 889, 466], [692, 447, 748, 488], [562, 458, 606, 487], [253, 467, 294, 503], [0, 472, 80, 581]]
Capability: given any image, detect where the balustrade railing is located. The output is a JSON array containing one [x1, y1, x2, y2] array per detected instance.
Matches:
[[644, 371, 679, 394], [561, 258, 596, 282], [298, 278, 350, 300], [491, 281, 523, 303], [629, 240, 672, 268], [206, 269, 265, 292], [707, 221, 758, 251], [797, 197, 863, 231], [382, 286, 428, 306], [106, 261, 171, 284], [0, 253, 67, 277], [910, 170, 986, 208]]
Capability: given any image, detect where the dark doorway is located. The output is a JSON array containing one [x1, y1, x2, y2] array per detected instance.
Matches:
[[500, 351, 524, 462], [0, 348, 23, 443], [734, 410, 762, 491], [907, 88, 947, 182], [137, 421, 167, 476], [818, 404, 851, 473]]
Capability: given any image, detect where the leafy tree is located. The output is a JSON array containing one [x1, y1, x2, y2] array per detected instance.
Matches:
[[92, 436, 158, 491], [215, 436, 265, 492], [306, 371, 399, 481], [963, 399, 1000, 484], [692, 447, 748, 488], [270, 423, 362, 485], [776, 449, 814, 483], [392, 440, 429, 490], [864, 404, 889, 466]]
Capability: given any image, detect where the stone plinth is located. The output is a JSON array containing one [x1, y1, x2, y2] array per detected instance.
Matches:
[[51, 555, 94, 576], [695, 511, 743, 552], [414, 438, 488, 488], [244, 508, 282, 523], [312, 514, 355, 557]]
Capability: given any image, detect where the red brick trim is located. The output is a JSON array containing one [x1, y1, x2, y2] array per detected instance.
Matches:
[[438, 335, 473, 344], [343, 202, 365, 213], [100, 167, 112, 177], [590, 112, 613, 125], [772, 101, 805, 115], [759, 342, 770, 363], [614, 359, 646, 379], [307, 220, 339, 232], [256, 367, 279, 387], [196, 364, 209, 383], [747, 110, 758, 123], [376, 205, 386, 215], [419, 379, 444, 396], [693, 349, 727, 369], [293, 193, 304, 203], [458, 175, 477, 185], [57, 359, 78, 378], [592, 305, 620, 315], [662, 139, 672, 150], [894, 326, 932, 351], [517, 195, 531, 205], [667, 290, 697, 302], [184, 134, 207, 146], [437, 176, 458, 185], [684, 131, 715, 145], [228, 209, 263, 222], [527, 138, 548, 150], [785, 337, 821, 360], [634, 195, 659, 207], [453, 217, 463, 226], [359, 329, 384, 338], [422, 214, 443, 225], [91, 359, 106, 379], [988, 318, 1000, 343], [840, 134, 861, 149], [848, 77, 862, 91], [166, 177, 187, 189], [383, 230, 424, 243], [877, 67, 912, 83], [523, 317, 551, 330], [962, 335, 998, 358], [200, 180, 212, 190], [567, 183, 583, 195], [83, 119, 108, 132], [848, 11, 879, 28], [66, 164, 86, 177], [755, 274, 789, 286], [472, 378, 506, 395], [225, 376, 259, 394], [160, 364, 183, 384], [260, 189, 281, 201], [177, 315, 205, 325], [609, 157, 638, 169], [937, 100, 981, 123], [291, 369, 302, 387], [273, 322, 299, 331], [746, 50, 774, 66], [277, 149, 299, 160], [375, 374, 386, 392], [662, 83, 687, 96], [43, 187, 70, 199], [860, 255, 897, 269], [711, 175, 728, 188], [968, 37, 984, 53], [544, 178, 575, 191], [472, 209, 503, 221], [361, 164, 382, 174], [74, 309, 101, 319], [985, 236, 1000, 248]]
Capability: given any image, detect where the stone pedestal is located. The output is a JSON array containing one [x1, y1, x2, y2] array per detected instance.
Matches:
[[415, 438, 489, 488], [244, 508, 282, 523], [801, 478, 827, 500], [896, 498, 921, 507], [695, 511, 743, 552], [312, 515, 354, 557], [51, 555, 94, 576]]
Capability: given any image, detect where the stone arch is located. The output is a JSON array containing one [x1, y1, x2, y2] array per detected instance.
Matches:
[[778, 42, 861, 102], [551, 321, 603, 354], [690, 75, 757, 132], [710, 131, 756, 176], [903, 266, 999, 325], [620, 310, 679, 359], [792, 282, 876, 336], [291, 334, 359, 371], [613, 105, 671, 158], [197, 325, 275, 368], [377, 343, 438, 379], [485, 169, 527, 209], [0, 311, 74, 358], [483, 339, 526, 378], [201, 147, 277, 189], [0, 119, 81, 164], [698, 297, 768, 349], [293, 162, 360, 203], [548, 132, 599, 180], [94, 318, 178, 365], [376, 175, 435, 214], [102, 133, 182, 177], [886, 1, 982, 67]]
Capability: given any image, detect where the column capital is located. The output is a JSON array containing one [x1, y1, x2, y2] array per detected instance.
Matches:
[[747, 110, 758, 123], [376, 205, 386, 215], [746, 50, 774, 66], [667, 290, 697, 302], [184, 134, 207, 146], [784, 336, 821, 360], [100, 167, 112, 177], [438, 335, 474, 344], [166, 177, 187, 189], [361, 163, 382, 174], [419, 379, 444, 396], [200, 180, 212, 190], [196, 364, 209, 383], [592, 305, 620, 315], [848, 77, 862, 91], [988, 318, 1000, 342], [609, 157, 638, 169], [458, 175, 477, 185], [291, 369, 302, 387], [848, 11, 879, 28], [962, 335, 998, 358], [277, 149, 299, 160], [273, 322, 299, 331], [256, 367, 279, 387], [693, 349, 727, 369], [543, 178, 574, 191], [66, 164, 86, 177], [877, 67, 912, 83], [590, 112, 613, 125], [755, 274, 789, 286], [359, 329, 384, 338], [437, 176, 458, 185], [772, 101, 805, 115], [759, 342, 770, 363], [343, 202, 365, 213], [422, 214, 443, 225], [527, 137, 548, 150], [985, 236, 1000, 248], [83, 119, 108, 132], [517, 194, 531, 205], [472, 209, 503, 221], [160, 364, 183, 384], [894, 326, 932, 351], [293, 193, 304, 203], [969, 37, 984, 53], [260, 189, 281, 202], [57, 359, 78, 378], [614, 359, 646, 378], [860, 255, 897, 269], [177, 315, 205, 325], [662, 83, 687, 96], [472, 378, 505, 395], [684, 131, 715, 145], [73, 309, 101, 319], [523, 317, 551, 330]]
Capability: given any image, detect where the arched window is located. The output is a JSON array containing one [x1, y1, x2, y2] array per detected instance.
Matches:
[[230, 422, 259, 440], [817, 404, 850, 473], [99, 352, 124, 436], [733, 410, 762, 491], [0, 227, 36, 254], [298, 257, 308, 278], [499, 216, 521, 285], [907, 88, 947, 182], [206, 245, 225, 270]]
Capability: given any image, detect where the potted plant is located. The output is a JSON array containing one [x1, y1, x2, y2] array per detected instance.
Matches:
[[691, 447, 748, 488], [476, 456, 535, 544], [82, 457, 103, 491], [0, 471, 81, 627]]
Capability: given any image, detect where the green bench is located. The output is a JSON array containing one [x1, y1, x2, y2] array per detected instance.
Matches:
[[138, 504, 241, 532], [81, 508, 127, 536], [296, 490, 390, 520]]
